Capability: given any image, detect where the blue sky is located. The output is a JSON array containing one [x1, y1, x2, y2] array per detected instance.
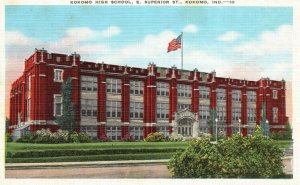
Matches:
[[5, 6, 293, 81]]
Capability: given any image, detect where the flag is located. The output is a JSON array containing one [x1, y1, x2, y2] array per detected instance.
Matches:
[[167, 34, 182, 52]]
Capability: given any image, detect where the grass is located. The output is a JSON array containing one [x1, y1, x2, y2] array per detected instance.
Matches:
[[5, 140, 292, 163], [6, 142, 188, 163]]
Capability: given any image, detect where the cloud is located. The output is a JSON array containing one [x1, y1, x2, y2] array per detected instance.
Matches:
[[6, 31, 41, 45], [217, 31, 242, 42], [101, 26, 121, 38], [183, 24, 198, 33], [233, 25, 292, 56]]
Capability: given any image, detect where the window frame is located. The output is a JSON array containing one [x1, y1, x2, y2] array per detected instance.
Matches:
[[53, 69, 63, 82]]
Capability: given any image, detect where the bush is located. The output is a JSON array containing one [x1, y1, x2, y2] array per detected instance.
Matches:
[[16, 129, 91, 143], [168, 126, 284, 178], [6, 134, 13, 142], [169, 133, 184, 142], [145, 132, 165, 142]]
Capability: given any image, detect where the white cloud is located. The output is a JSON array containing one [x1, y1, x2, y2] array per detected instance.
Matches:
[[217, 31, 242, 42], [6, 31, 41, 45], [233, 25, 292, 56], [183, 24, 198, 33], [101, 26, 121, 38]]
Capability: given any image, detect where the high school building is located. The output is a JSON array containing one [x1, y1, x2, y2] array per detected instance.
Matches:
[[9, 49, 288, 140]]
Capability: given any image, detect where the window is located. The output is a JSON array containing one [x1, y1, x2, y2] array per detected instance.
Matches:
[[106, 126, 121, 141], [232, 90, 241, 102], [199, 105, 210, 120], [177, 103, 191, 111], [54, 95, 62, 116], [81, 99, 97, 118], [273, 90, 278, 99], [199, 86, 210, 99], [247, 91, 256, 102], [157, 103, 169, 119], [27, 76, 31, 91], [232, 107, 241, 121], [106, 78, 121, 94], [81, 76, 98, 92], [273, 107, 278, 123], [130, 102, 144, 119], [157, 126, 169, 137], [130, 80, 144, 95], [56, 56, 61, 62], [157, 82, 169, 96], [130, 126, 144, 141], [177, 84, 191, 98], [247, 108, 256, 122], [54, 69, 63, 82], [216, 88, 226, 101], [217, 106, 226, 121], [27, 98, 30, 119], [80, 126, 97, 140], [106, 101, 121, 118]]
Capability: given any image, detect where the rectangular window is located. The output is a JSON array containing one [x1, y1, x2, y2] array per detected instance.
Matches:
[[247, 108, 256, 122], [54, 95, 62, 116], [27, 98, 30, 119], [232, 107, 241, 121], [54, 69, 63, 82], [157, 126, 169, 137], [177, 103, 191, 111], [273, 90, 278, 99], [130, 102, 144, 119], [81, 76, 98, 92], [28, 76, 31, 91], [81, 99, 97, 118], [216, 88, 226, 101], [273, 107, 278, 123], [199, 86, 210, 99], [157, 103, 169, 119], [199, 105, 210, 120], [177, 84, 191, 98], [106, 126, 121, 141], [106, 78, 121, 94], [217, 106, 226, 121], [247, 91, 256, 102], [232, 90, 241, 102], [106, 101, 121, 118], [157, 82, 169, 96], [130, 81, 144, 95], [130, 126, 144, 141]]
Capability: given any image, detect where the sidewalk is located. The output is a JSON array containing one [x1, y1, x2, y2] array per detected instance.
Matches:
[[6, 159, 169, 169]]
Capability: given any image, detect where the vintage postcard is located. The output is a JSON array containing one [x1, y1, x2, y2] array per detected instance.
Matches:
[[0, 0, 298, 184]]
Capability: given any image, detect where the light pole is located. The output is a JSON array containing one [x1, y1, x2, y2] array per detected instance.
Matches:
[[215, 118, 218, 142], [238, 118, 241, 134]]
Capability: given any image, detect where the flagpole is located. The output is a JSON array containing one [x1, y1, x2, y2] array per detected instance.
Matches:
[[181, 32, 183, 71]]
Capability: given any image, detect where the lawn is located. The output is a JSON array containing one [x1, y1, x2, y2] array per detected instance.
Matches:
[[6, 142, 188, 163], [5, 140, 292, 163]]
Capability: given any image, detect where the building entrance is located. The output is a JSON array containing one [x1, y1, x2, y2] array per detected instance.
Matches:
[[177, 118, 193, 136]]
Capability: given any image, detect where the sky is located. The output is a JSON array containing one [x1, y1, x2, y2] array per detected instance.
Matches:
[[5, 6, 293, 119]]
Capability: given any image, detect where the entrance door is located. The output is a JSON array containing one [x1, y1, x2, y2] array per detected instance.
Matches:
[[177, 118, 193, 137]]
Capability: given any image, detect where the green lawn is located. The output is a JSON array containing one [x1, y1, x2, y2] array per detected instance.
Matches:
[[5, 140, 292, 163]]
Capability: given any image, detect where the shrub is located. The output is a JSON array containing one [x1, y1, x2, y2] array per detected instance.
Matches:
[[16, 129, 90, 143], [168, 126, 284, 178], [6, 134, 13, 142], [145, 132, 165, 142], [169, 133, 183, 142]]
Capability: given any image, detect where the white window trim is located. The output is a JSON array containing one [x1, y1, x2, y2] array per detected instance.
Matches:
[[53, 94, 62, 116], [54, 69, 64, 82]]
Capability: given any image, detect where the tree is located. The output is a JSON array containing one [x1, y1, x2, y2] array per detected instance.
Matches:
[[6, 117, 10, 133], [168, 126, 284, 178], [56, 78, 75, 132]]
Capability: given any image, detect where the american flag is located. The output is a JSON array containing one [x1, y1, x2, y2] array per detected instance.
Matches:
[[167, 34, 182, 52]]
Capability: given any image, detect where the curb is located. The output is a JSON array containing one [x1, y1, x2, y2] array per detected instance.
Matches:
[[6, 159, 169, 169]]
